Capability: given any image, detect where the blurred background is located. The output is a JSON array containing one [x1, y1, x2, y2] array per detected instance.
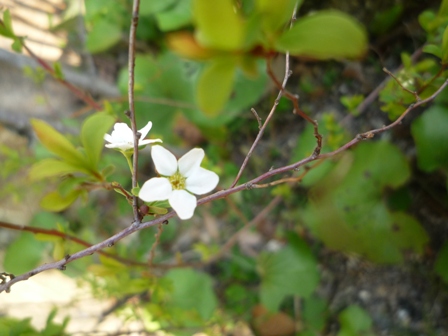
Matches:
[[0, 0, 447, 335]]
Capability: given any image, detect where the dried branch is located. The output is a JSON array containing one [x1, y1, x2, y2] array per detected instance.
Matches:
[[127, 0, 142, 223]]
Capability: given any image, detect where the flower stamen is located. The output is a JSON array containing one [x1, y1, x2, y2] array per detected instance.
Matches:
[[169, 171, 186, 190]]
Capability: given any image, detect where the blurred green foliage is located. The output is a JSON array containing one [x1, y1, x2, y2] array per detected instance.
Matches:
[[1, 0, 448, 335]]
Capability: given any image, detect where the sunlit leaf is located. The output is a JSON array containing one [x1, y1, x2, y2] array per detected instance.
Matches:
[[255, 0, 300, 33], [11, 37, 23, 53], [193, 0, 245, 50], [275, 10, 367, 60], [0, 9, 15, 38], [29, 158, 88, 181], [53, 62, 64, 80], [167, 31, 215, 60], [258, 233, 319, 311], [411, 106, 448, 171], [30, 119, 88, 168], [40, 190, 81, 212], [197, 58, 236, 115], [81, 112, 115, 169]]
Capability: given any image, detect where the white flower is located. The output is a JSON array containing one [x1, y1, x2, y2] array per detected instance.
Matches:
[[104, 122, 161, 151], [139, 145, 219, 220]]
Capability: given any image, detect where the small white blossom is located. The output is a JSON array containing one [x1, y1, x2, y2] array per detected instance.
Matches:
[[139, 145, 219, 220], [104, 122, 161, 151]]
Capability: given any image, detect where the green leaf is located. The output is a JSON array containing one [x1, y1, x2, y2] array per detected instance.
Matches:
[[439, 0, 448, 17], [337, 305, 374, 336], [156, 0, 193, 31], [40, 190, 81, 212], [435, 242, 448, 284], [164, 269, 217, 320], [303, 296, 328, 332], [86, 18, 121, 54], [442, 26, 448, 64], [275, 10, 367, 60], [423, 44, 442, 59], [411, 106, 448, 172], [29, 158, 88, 181], [197, 58, 236, 115], [301, 141, 424, 264], [193, 0, 245, 50], [0, 9, 15, 38], [11, 37, 23, 53], [30, 119, 88, 168], [53, 61, 64, 80], [255, 0, 300, 34], [389, 212, 429, 254], [257, 233, 319, 311], [3, 232, 47, 274], [140, 0, 177, 15], [81, 112, 115, 169]]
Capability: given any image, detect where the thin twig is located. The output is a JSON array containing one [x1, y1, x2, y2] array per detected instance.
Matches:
[[204, 196, 282, 264], [251, 108, 262, 129], [0, 221, 148, 268], [2, 68, 447, 295], [354, 46, 423, 116], [127, 0, 142, 223], [148, 223, 164, 265], [230, 44, 294, 187], [383, 67, 421, 101], [22, 44, 103, 111], [266, 59, 322, 156], [230, 4, 322, 188]]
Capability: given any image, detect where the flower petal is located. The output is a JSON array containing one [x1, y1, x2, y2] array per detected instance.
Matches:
[[186, 167, 219, 195], [112, 123, 133, 141], [140, 138, 163, 146], [178, 148, 204, 177], [138, 121, 153, 140], [139, 177, 172, 202], [169, 190, 197, 220], [105, 142, 132, 150], [104, 133, 114, 143], [151, 145, 178, 176]]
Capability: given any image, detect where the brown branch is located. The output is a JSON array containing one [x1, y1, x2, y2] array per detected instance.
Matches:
[[127, 0, 142, 223], [383, 67, 421, 101], [0, 221, 148, 268], [230, 54, 292, 188], [21, 44, 103, 111], [355, 46, 423, 116], [2, 77, 446, 293], [266, 59, 323, 156]]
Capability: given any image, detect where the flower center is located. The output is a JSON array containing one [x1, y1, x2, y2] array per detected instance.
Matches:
[[169, 171, 186, 190]]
